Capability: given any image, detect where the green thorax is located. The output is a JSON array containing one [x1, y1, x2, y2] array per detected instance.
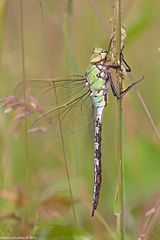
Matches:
[[86, 64, 105, 90], [86, 63, 106, 108], [85, 47, 109, 109]]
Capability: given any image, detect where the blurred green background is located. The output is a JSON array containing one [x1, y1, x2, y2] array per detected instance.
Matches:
[[0, 0, 160, 239]]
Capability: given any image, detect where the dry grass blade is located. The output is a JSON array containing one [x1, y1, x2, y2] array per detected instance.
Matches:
[[138, 197, 160, 240], [81, 188, 117, 240], [89, 0, 109, 35], [128, 73, 160, 141]]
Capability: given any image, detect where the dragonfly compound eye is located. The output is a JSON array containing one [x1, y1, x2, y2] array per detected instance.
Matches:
[[90, 48, 107, 63], [90, 53, 102, 63]]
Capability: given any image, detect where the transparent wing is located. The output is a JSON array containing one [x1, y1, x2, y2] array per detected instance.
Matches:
[[14, 76, 94, 137], [14, 75, 86, 109], [29, 91, 94, 137]]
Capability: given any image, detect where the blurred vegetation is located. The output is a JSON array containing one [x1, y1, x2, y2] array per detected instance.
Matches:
[[0, 0, 160, 239]]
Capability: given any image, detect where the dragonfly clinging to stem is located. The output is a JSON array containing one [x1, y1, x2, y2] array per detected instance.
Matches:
[[13, 39, 142, 217]]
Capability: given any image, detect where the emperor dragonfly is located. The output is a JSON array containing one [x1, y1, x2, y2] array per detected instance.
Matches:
[[14, 44, 141, 216]]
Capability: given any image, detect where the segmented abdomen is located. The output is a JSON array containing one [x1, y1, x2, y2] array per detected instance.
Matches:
[[91, 107, 103, 216]]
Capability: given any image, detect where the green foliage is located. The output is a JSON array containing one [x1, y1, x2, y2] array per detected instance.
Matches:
[[0, 0, 8, 54], [127, 1, 157, 43], [0, 224, 11, 236], [41, 0, 55, 15], [34, 221, 92, 240], [65, 0, 73, 15]]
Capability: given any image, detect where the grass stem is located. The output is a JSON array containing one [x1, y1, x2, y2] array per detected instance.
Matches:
[[115, 0, 125, 239], [38, 0, 77, 223]]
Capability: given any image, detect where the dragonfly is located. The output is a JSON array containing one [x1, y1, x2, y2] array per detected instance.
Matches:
[[15, 40, 142, 217]]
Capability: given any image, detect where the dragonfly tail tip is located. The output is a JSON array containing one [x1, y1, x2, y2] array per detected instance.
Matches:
[[91, 208, 96, 217]]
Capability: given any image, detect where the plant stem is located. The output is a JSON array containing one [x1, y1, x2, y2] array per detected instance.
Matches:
[[116, 0, 125, 239], [118, 95, 125, 240]]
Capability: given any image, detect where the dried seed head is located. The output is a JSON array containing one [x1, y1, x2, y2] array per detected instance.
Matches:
[[28, 126, 48, 134], [1, 92, 45, 137]]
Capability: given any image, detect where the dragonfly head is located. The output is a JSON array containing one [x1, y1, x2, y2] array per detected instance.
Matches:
[[90, 48, 107, 63]]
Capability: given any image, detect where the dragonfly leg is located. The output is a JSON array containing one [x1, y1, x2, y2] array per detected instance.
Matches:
[[109, 75, 121, 99], [120, 52, 131, 72], [109, 53, 131, 72], [120, 77, 143, 97], [107, 63, 120, 70], [107, 59, 130, 72], [107, 59, 131, 72], [109, 74, 143, 99], [119, 45, 131, 72], [107, 36, 114, 53]]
